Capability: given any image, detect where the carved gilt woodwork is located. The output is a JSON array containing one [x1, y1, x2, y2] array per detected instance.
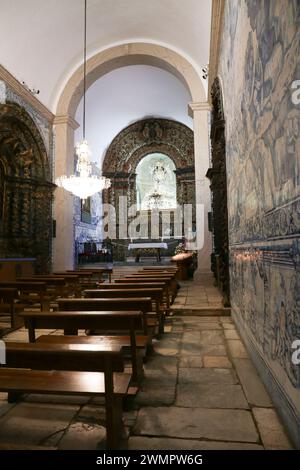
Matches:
[[0, 103, 55, 272], [102, 118, 195, 260], [207, 78, 230, 305]]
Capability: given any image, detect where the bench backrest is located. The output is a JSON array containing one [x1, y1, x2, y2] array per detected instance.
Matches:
[[20, 310, 144, 341], [115, 278, 169, 284], [3, 341, 124, 372], [19, 277, 66, 285], [0, 281, 47, 292], [0, 287, 19, 302], [58, 297, 152, 312], [83, 289, 163, 302], [99, 282, 165, 289]]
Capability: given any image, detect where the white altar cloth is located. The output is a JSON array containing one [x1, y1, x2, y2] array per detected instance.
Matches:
[[128, 243, 168, 250]]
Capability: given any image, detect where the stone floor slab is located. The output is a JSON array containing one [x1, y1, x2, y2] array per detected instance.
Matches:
[[134, 407, 259, 442], [134, 386, 176, 407], [58, 422, 106, 450], [178, 367, 238, 385], [203, 356, 232, 368], [0, 403, 79, 446], [153, 338, 180, 356], [179, 356, 203, 368], [200, 330, 225, 345], [224, 329, 240, 340], [227, 340, 249, 358], [252, 408, 292, 449], [144, 354, 178, 372], [233, 359, 273, 407], [201, 344, 227, 356], [128, 436, 264, 450], [176, 383, 249, 409]]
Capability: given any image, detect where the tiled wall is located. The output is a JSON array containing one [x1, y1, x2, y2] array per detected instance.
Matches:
[[218, 0, 300, 445]]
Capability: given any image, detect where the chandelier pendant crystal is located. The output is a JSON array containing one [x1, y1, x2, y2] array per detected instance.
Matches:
[[55, 0, 111, 201]]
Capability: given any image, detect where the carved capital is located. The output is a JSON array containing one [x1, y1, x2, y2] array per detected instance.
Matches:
[[53, 114, 80, 130], [188, 101, 211, 117]]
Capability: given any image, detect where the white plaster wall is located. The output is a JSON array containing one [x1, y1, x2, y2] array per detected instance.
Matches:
[[74, 65, 193, 166]]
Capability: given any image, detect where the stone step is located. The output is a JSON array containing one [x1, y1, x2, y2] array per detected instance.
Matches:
[[172, 306, 231, 316]]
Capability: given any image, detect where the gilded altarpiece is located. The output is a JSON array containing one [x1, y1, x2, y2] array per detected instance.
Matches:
[[206, 78, 230, 305], [102, 118, 195, 260], [0, 103, 55, 272]]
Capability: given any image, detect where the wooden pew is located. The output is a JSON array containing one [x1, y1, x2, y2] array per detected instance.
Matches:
[[77, 268, 113, 283], [36, 334, 147, 382], [0, 341, 130, 449], [57, 298, 155, 335], [55, 270, 94, 282], [20, 310, 146, 382], [115, 277, 172, 308], [124, 274, 178, 302], [84, 288, 165, 334], [0, 281, 49, 311], [0, 287, 21, 328], [137, 271, 180, 297], [52, 272, 98, 296], [19, 276, 66, 298]]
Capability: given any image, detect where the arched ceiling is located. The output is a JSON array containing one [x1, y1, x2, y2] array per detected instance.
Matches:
[[74, 65, 193, 164], [0, 0, 212, 112]]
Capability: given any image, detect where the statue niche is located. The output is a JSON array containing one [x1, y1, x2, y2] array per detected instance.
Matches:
[[0, 103, 55, 272]]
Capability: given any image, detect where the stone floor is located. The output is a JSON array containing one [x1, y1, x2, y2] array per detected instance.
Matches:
[[0, 269, 294, 450]]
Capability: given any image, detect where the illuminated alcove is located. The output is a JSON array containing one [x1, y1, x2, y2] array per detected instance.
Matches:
[[136, 153, 177, 210]]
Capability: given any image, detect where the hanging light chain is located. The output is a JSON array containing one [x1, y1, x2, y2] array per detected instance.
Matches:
[[83, 0, 87, 140]]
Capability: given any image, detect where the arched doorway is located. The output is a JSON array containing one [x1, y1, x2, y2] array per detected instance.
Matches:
[[0, 103, 55, 272], [53, 42, 211, 270], [206, 77, 230, 305]]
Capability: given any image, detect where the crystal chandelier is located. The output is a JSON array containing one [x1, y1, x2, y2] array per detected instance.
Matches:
[[55, 0, 110, 201]]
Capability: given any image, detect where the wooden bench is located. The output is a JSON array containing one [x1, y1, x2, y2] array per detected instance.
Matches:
[[0, 287, 20, 328], [52, 272, 93, 296], [57, 297, 155, 335], [124, 274, 178, 302], [139, 272, 180, 298], [84, 288, 165, 334], [0, 341, 130, 449], [56, 270, 94, 282], [19, 276, 67, 298], [20, 310, 146, 382], [115, 277, 172, 307], [0, 281, 49, 311], [36, 333, 147, 382], [77, 268, 113, 283]]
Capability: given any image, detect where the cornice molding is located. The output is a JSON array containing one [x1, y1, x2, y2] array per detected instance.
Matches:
[[0, 64, 54, 123], [188, 101, 211, 117], [208, 0, 225, 102], [53, 114, 80, 130]]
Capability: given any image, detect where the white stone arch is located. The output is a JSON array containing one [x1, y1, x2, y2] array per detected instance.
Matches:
[[56, 42, 206, 117], [53, 42, 211, 270]]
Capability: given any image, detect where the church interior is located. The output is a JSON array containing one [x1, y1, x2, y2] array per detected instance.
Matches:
[[0, 0, 299, 454]]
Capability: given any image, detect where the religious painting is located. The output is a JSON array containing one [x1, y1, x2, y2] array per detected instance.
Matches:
[[81, 197, 91, 224]]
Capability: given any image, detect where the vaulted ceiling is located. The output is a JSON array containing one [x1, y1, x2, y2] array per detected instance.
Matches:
[[0, 0, 212, 112]]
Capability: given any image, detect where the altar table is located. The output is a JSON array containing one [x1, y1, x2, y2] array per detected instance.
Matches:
[[128, 243, 168, 262]]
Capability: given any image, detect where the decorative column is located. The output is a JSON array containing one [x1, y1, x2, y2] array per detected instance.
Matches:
[[53, 115, 79, 270], [189, 102, 212, 272]]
